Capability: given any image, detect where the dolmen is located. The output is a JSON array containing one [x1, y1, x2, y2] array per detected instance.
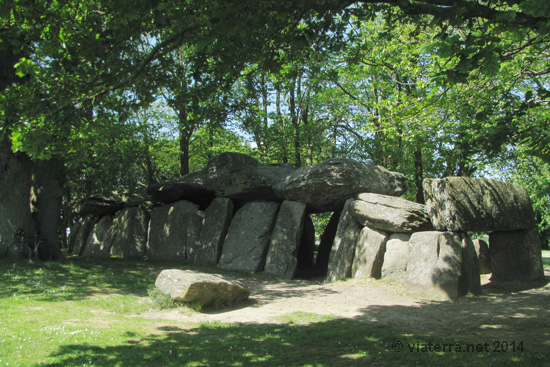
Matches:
[[69, 152, 545, 301]]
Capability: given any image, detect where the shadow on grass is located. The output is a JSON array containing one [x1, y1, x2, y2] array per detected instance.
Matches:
[[0, 257, 193, 301], [39, 314, 548, 367]]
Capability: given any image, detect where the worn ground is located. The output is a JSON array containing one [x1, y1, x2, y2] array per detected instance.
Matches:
[[141, 263, 550, 352]]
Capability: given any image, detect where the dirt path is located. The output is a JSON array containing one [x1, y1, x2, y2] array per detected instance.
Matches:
[[141, 267, 550, 350]]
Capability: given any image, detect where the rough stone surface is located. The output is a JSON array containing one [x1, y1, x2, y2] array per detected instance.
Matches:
[[67, 222, 81, 254], [316, 209, 342, 271], [82, 215, 115, 257], [219, 201, 280, 273], [147, 152, 295, 205], [473, 238, 492, 275], [72, 195, 124, 216], [489, 229, 545, 281], [155, 269, 250, 307], [423, 177, 536, 232], [352, 226, 388, 279], [147, 200, 199, 260], [186, 211, 205, 262], [274, 158, 407, 212], [326, 199, 363, 282], [109, 207, 149, 258], [195, 198, 234, 264], [264, 201, 307, 279], [349, 193, 433, 233], [406, 231, 481, 299], [381, 233, 411, 279], [297, 215, 316, 270], [72, 215, 100, 256]]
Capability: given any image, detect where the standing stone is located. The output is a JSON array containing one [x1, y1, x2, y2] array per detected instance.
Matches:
[[195, 198, 234, 264], [297, 215, 316, 270], [490, 229, 545, 281], [316, 209, 342, 272], [381, 233, 411, 279], [73, 215, 100, 256], [423, 177, 536, 232], [349, 193, 433, 233], [147, 200, 199, 260], [325, 199, 363, 282], [186, 211, 205, 262], [109, 207, 150, 258], [274, 158, 407, 212], [352, 226, 388, 279], [461, 233, 482, 295], [406, 231, 481, 299], [264, 201, 307, 279], [219, 201, 280, 273], [67, 222, 81, 254], [82, 215, 115, 257], [473, 238, 492, 275]]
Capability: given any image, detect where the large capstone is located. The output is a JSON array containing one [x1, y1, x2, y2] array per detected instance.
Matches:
[[147, 152, 295, 206], [349, 193, 433, 233], [423, 177, 536, 232], [155, 269, 250, 307], [218, 201, 280, 273], [274, 158, 407, 212]]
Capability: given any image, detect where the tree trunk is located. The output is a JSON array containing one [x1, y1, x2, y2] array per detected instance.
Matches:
[[30, 158, 65, 259], [414, 147, 425, 204], [178, 108, 193, 176], [0, 138, 34, 247]]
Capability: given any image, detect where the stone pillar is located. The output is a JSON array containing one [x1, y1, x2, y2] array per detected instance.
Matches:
[[489, 229, 545, 281]]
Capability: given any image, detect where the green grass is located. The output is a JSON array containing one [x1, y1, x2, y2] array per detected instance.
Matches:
[[0, 256, 549, 366]]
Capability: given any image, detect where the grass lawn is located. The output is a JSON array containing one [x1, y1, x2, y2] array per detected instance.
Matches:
[[1, 255, 549, 367]]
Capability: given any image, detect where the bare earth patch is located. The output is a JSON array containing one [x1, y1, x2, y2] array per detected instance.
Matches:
[[140, 267, 550, 352]]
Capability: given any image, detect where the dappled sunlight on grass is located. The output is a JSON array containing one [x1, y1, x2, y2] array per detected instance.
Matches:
[[0, 256, 549, 366]]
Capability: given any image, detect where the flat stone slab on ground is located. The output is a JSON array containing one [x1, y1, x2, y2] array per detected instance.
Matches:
[[155, 269, 250, 307]]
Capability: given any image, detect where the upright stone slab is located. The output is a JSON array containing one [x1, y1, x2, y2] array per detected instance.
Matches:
[[325, 199, 363, 282], [264, 201, 307, 279], [147, 200, 199, 260], [316, 209, 342, 272], [423, 177, 536, 232], [473, 238, 492, 275], [195, 198, 234, 264], [218, 201, 280, 273], [82, 215, 115, 257], [349, 193, 433, 233], [297, 215, 316, 270], [109, 207, 150, 258], [186, 211, 205, 262], [352, 226, 388, 279], [406, 231, 481, 299], [381, 233, 411, 279], [67, 222, 81, 254], [490, 229, 544, 281], [73, 215, 100, 256]]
